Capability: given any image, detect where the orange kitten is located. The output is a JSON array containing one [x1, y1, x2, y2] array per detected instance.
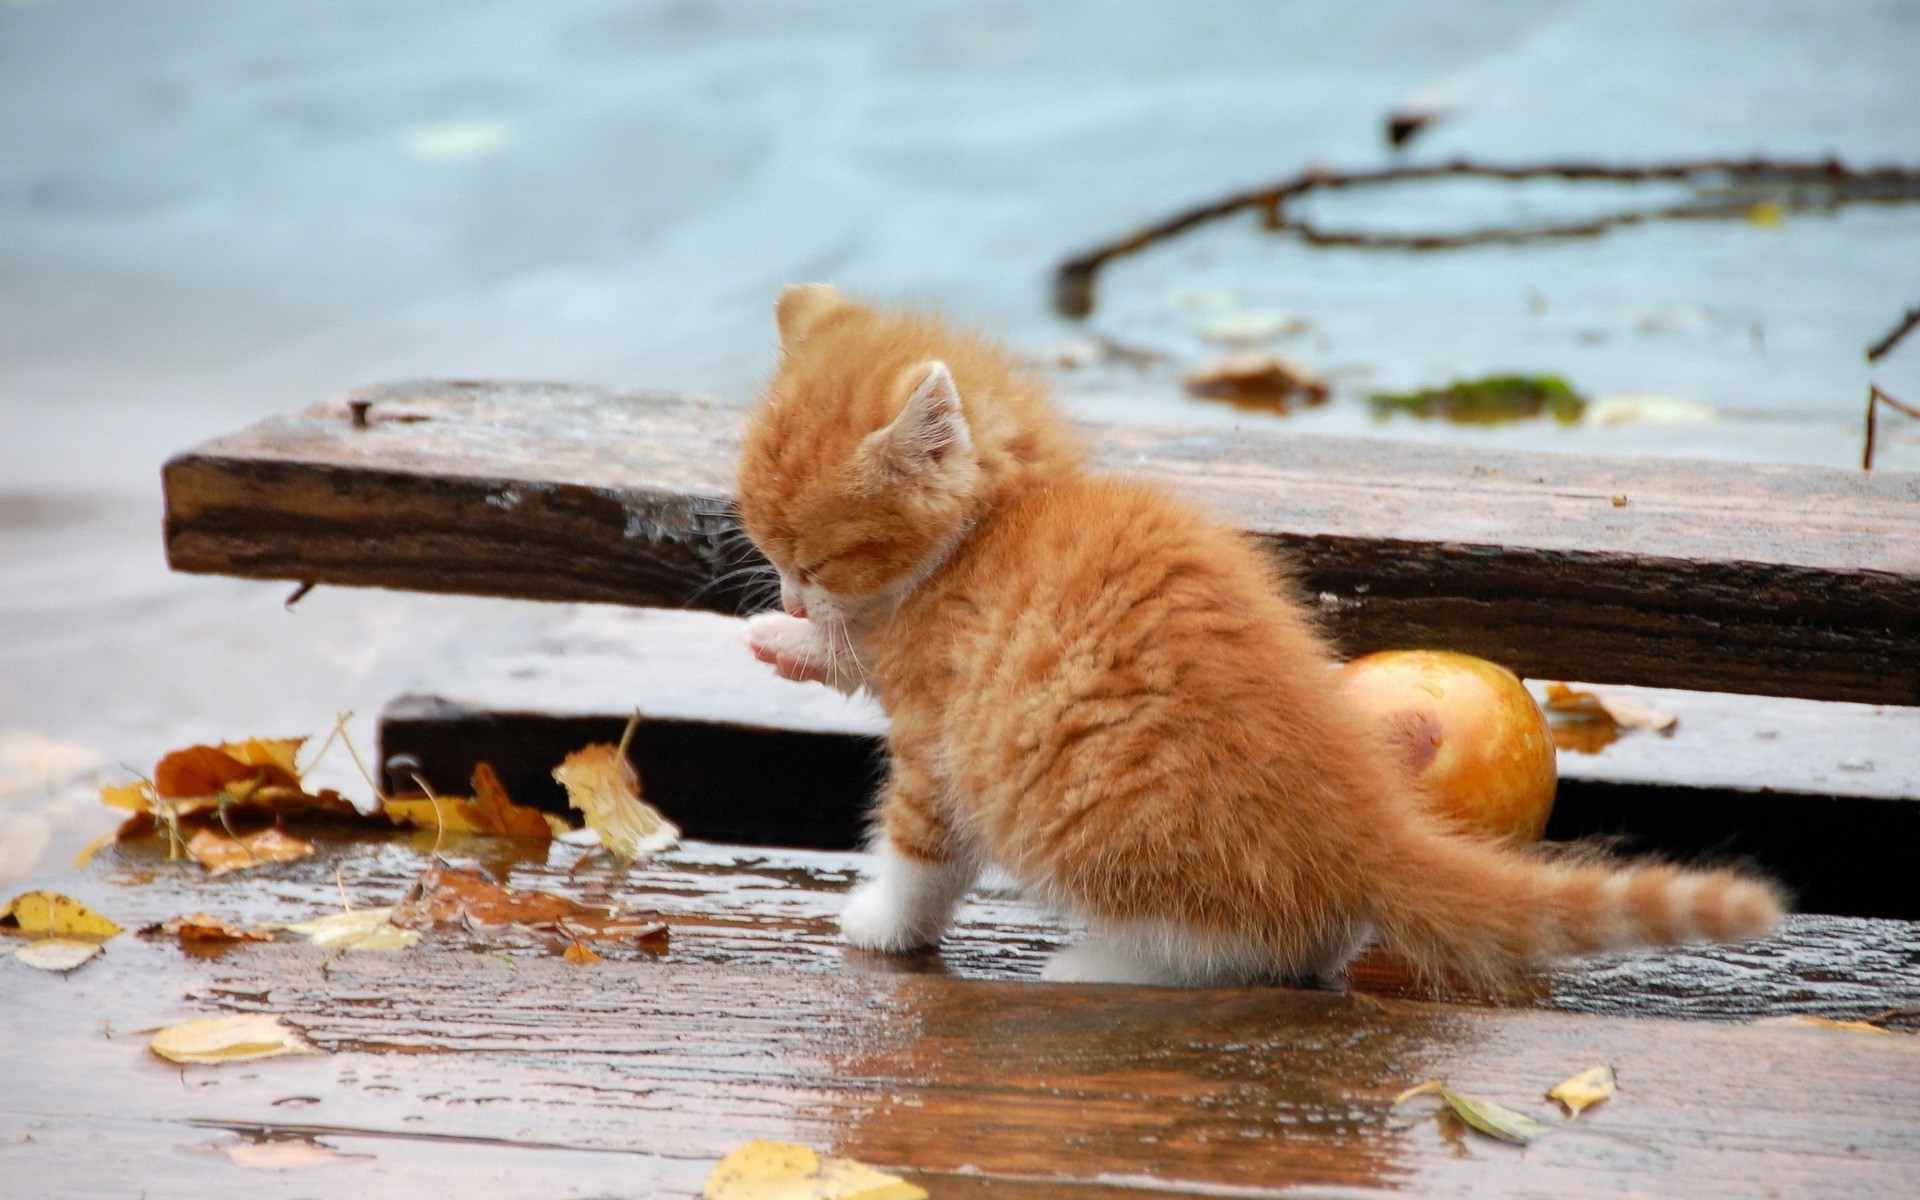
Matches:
[[738, 284, 1784, 989]]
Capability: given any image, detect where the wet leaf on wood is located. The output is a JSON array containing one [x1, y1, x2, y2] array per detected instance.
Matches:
[[11, 938, 103, 971], [563, 941, 605, 965], [1393, 1080, 1554, 1145], [150, 1014, 318, 1064], [0, 890, 122, 939], [1183, 352, 1329, 414], [154, 743, 301, 800], [392, 864, 669, 950], [552, 736, 679, 860], [1536, 683, 1674, 741], [1753, 1015, 1901, 1035], [382, 762, 567, 839], [141, 912, 278, 945], [186, 826, 315, 876], [279, 906, 421, 952], [1369, 375, 1586, 426], [703, 1140, 926, 1200], [1547, 1065, 1616, 1119]]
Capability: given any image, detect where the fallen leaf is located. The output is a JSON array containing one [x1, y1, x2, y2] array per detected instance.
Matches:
[[552, 734, 679, 861], [72, 831, 115, 869], [1546, 1065, 1616, 1119], [1585, 394, 1718, 428], [1393, 1080, 1553, 1145], [11, 938, 103, 971], [1183, 352, 1329, 414], [381, 763, 566, 839], [98, 782, 153, 812], [155, 744, 300, 800], [141, 912, 278, 945], [1369, 375, 1585, 426], [186, 826, 316, 876], [563, 941, 605, 964], [1753, 1015, 1899, 1035], [150, 1014, 317, 1064], [280, 907, 421, 952], [219, 737, 306, 777], [1542, 683, 1678, 733], [0, 890, 123, 939], [703, 1140, 926, 1200], [227, 1139, 370, 1170], [392, 864, 669, 951]]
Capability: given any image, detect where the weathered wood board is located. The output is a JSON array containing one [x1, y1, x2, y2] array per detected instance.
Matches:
[[4, 835, 1919, 1198], [372, 608, 1920, 918], [163, 380, 1920, 704]]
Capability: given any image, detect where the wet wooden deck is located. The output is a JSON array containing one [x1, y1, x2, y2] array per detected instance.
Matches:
[[6, 834, 1919, 1197]]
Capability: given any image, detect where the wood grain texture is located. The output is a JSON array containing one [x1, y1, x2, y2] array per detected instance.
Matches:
[[163, 380, 1920, 703], [4, 833, 1919, 1198]]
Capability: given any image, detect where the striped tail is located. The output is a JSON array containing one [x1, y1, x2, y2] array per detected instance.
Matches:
[[1365, 823, 1786, 991]]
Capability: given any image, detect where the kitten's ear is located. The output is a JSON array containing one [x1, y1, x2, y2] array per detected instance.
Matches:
[[776, 283, 848, 347], [871, 361, 973, 478]]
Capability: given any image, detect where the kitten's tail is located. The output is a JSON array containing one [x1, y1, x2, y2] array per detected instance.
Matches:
[[1364, 822, 1785, 991]]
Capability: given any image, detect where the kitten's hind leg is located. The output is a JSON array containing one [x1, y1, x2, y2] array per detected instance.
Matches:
[[840, 839, 977, 953], [1040, 922, 1269, 987]]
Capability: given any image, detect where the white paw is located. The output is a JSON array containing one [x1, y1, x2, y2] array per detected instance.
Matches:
[[840, 880, 940, 953]]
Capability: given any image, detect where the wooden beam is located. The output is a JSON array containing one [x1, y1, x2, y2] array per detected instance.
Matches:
[[164, 380, 1920, 704]]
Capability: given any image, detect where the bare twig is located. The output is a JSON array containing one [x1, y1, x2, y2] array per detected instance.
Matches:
[[1866, 306, 1920, 363], [1053, 157, 1920, 317], [1863, 385, 1920, 470]]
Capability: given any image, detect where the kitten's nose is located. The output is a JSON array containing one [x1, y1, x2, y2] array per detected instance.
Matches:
[[781, 582, 807, 619]]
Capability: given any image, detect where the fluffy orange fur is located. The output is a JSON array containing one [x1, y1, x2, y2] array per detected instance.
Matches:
[[737, 284, 1785, 990]]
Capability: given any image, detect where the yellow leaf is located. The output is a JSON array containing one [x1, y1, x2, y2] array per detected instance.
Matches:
[[72, 832, 115, 869], [381, 763, 566, 839], [12, 938, 103, 971], [280, 907, 421, 952], [1754, 1015, 1898, 1035], [1745, 201, 1785, 227], [0, 890, 123, 939], [150, 1014, 317, 1064], [219, 737, 306, 778], [563, 941, 605, 965], [1392, 1079, 1553, 1145], [99, 781, 154, 812], [703, 1141, 926, 1200], [1547, 1065, 1616, 1119], [552, 730, 678, 861]]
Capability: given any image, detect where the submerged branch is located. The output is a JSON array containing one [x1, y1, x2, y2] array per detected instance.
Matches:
[[1054, 157, 1920, 318]]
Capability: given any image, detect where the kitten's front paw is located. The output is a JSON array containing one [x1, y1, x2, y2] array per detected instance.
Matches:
[[840, 880, 940, 953], [744, 612, 831, 685]]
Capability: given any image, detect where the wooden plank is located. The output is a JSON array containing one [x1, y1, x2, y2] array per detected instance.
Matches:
[[5, 837, 1919, 1198], [373, 607, 1920, 918], [162, 380, 1920, 705]]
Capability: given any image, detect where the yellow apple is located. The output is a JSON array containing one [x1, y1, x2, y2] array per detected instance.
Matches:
[[1336, 649, 1557, 841]]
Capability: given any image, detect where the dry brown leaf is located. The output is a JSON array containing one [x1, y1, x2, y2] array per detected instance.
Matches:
[[703, 1141, 926, 1200], [552, 736, 679, 860], [0, 890, 123, 939], [563, 941, 605, 964], [141, 912, 278, 945], [186, 826, 315, 876], [150, 1014, 317, 1064], [154, 744, 300, 800]]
